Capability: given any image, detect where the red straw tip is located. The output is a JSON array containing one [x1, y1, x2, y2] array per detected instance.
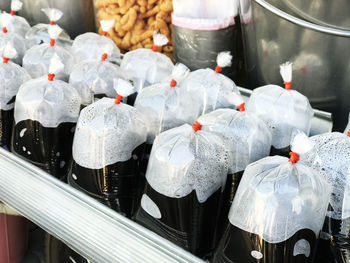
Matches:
[[102, 31, 107, 36], [347, 129, 350, 137], [152, 45, 158, 52], [237, 103, 245, 112], [170, 79, 177, 88], [50, 39, 55, 47], [48, 73, 55, 81], [288, 152, 300, 164], [192, 121, 202, 132], [10, 10, 15, 16], [3, 57, 9, 64], [49, 21, 55, 25], [2, 27, 7, 33], [215, 65, 222, 74], [114, 94, 123, 104], [101, 53, 108, 62], [284, 81, 292, 90]]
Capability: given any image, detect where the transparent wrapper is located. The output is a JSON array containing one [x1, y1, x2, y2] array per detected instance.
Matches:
[[120, 48, 174, 91], [181, 68, 240, 114], [0, 13, 30, 37], [69, 60, 125, 106], [246, 85, 314, 149], [0, 32, 26, 65], [23, 44, 75, 81], [25, 24, 71, 50], [198, 109, 272, 174], [72, 33, 121, 63]]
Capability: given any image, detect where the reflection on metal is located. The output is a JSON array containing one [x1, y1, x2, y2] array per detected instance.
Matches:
[[0, 149, 204, 263]]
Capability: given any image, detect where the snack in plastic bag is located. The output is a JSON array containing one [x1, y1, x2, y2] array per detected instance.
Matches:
[[136, 122, 230, 258], [120, 31, 174, 92], [181, 51, 240, 115], [12, 54, 81, 179], [0, 13, 27, 65], [246, 62, 314, 156], [25, 8, 72, 49], [0, 43, 30, 149], [0, 0, 30, 37], [69, 50, 126, 107], [23, 24, 75, 81], [301, 130, 350, 263], [213, 132, 331, 263], [72, 20, 120, 64], [69, 79, 147, 217]]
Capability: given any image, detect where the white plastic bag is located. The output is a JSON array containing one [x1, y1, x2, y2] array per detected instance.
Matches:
[[69, 50, 126, 106], [23, 25, 75, 81], [120, 32, 174, 92], [72, 20, 120, 63], [134, 63, 200, 143], [181, 51, 240, 115], [25, 8, 71, 49], [0, 0, 30, 36], [246, 62, 314, 150], [197, 96, 272, 174]]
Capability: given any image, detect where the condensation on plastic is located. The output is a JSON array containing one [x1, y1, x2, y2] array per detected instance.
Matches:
[[120, 49, 174, 92], [344, 113, 350, 134], [228, 133, 330, 243], [301, 132, 350, 220], [0, 12, 30, 37], [146, 124, 230, 203], [69, 60, 126, 106], [198, 108, 272, 174], [0, 147, 205, 263], [72, 32, 121, 64], [14, 76, 81, 127], [246, 85, 314, 149], [181, 68, 240, 115], [72, 97, 147, 170]]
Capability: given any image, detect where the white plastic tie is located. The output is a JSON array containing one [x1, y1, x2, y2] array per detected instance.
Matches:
[[291, 131, 314, 156], [100, 20, 114, 33], [231, 92, 245, 108], [48, 53, 64, 75], [0, 43, 17, 59], [114, 78, 135, 97], [42, 8, 63, 23], [216, 51, 232, 68], [280, 61, 293, 83], [171, 63, 190, 83], [48, 24, 63, 40], [153, 31, 168, 47], [11, 0, 22, 12]]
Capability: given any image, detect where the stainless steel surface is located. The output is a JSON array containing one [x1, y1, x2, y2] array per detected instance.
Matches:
[[240, 0, 350, 131], [239, 87, 333, 135], [0, 148, 204, 263], [18, 0, 96, 38]]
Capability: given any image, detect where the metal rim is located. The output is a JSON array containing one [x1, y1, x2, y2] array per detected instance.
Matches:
[[254, 0, 350, 37]]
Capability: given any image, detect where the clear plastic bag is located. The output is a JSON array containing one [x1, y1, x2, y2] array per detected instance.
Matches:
[[0, 0, 30, 36], [134, 63, 200, 144], [72, 20, 120, 64], [120, 32, 174, 92], [70, 79, 147, 216], [69, 52, 126, 106], [181, 51, 240, 115], [23, 25, 75, 81], [136, 123, 230, 257], [12, 54, 81, 178], [0, 43, 30, 149], [214, 133, 330, 263], [246, 62, 314, 152], [25, 8, 71, 50]]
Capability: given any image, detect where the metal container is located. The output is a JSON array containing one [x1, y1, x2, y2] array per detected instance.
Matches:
[[241, 0, 350, 130]]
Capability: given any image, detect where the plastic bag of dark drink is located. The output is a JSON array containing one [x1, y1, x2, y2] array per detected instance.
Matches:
[[22, 24, 75, 81], [72, 20, 120, 64], [25, 8, 72, 50], [136, 122, 230, 258], [0, 0, 30, 37], [68, 79, 147, 218], [69, 49, 126, 107], [12, 54, 81, 180], [301, 130, 350, 263], [0, 44, 30, 150], [246, 62, 314, 157], [120, 32, 174, 94], [213, 132, 331, 263], [0, 13, 27, 65], [181, 51, 240, 115]]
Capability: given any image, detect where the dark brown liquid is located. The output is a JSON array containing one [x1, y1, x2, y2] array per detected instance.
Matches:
[[11, 120, 75, 180], [214, 225, 317, 263], [270, 145, 291, 158], [68, 143, 146, 218], [0, 108, 14, 150], [136, 183, 224, 259]]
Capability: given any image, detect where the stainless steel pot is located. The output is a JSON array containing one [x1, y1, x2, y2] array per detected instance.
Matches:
[[241, 0, 350, 130]]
